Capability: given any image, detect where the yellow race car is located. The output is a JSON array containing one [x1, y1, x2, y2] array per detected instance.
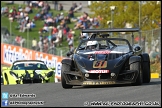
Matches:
[[2, 60, 55, 85]]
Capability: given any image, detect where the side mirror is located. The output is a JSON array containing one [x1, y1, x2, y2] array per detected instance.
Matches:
[[2, 67, 8, 71], [67, 50, 74, 57], [67, 52, 71, 57], [133, 44, 142, 52], [51, 67, 55, 70]]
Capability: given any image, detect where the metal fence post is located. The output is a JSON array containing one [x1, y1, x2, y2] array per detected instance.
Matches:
[[159, 27, 161, 65], [10, 21, 12, 36]]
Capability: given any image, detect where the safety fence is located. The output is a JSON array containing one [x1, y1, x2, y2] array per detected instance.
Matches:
[[1, 33, 69, 57], [119, 27, 161, 63]]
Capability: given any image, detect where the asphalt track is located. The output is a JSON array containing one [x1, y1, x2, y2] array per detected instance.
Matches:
[[1, 78, 161, 107]]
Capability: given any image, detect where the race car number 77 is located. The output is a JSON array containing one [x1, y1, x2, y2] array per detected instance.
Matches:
[[93, 61, 107, 68]]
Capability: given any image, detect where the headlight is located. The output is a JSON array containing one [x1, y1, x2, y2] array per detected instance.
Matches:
[[46, 71, 53, 78]]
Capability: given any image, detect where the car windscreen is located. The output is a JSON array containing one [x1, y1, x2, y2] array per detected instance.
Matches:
[[11, 62, 48, 70], [109, 40, 130, 53], [78, 39, 131, 53]]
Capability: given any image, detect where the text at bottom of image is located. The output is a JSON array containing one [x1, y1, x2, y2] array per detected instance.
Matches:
[[84, 101, 160, 106], [2, 100, 44, 106]]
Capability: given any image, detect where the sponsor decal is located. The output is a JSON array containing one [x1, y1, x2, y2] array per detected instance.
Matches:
[[83, 81, 115, 85], [93, 61, 107, 68], [89, 70, 109, 73], [1, 43, 64, 82], [94, 50, 111, 54]]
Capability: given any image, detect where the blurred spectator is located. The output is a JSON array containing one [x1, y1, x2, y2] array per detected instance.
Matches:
[[1, 6, 9, 16], [56, 25, 63, 46], [8, 13, 14, 22], [2, 35, 9, 43], [74, 17, 84, 29], [22, 19, 33, 32], [80, 32, 89, 41], [30, 1, 39, 8], [68, 10, 74, 19], [67, 44, 75, 57], [37, 39, 43, 52], [20, 37, 25, 47], [67, 30, 74, 50], [53, 1, 58, 10], [43, 37, 49, 53], [19, 20, 26, 32], [38, 1, 44, 8], [15, 35, 21, 46], [52, 26, 58, 36], [73, 3, 78, 9], [39, 24, 49, 33], [24, 13, 30, 23], [64, 16, 71, 24], [30, 19, 36, 28], [69, 3, 76, 11], [46, 3, 51, 11], [34, 10, 45, 21], [74, 3, 82, 12], [59, 3, 63, 11], [58, 12, 64, 22], [24, 5, 33, 14], [32, 38, 37, 50], [92, 18, 100, 28], [45, 16, 54, 26], [60, 19, 66, 28], [16, 8, 24, 19], [64, 25, 70, 39]]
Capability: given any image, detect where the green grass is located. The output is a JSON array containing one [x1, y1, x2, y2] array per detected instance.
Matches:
[[1, 2, 82, 48]]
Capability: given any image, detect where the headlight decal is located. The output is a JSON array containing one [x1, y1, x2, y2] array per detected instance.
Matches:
[[10, 71, 18, 80]]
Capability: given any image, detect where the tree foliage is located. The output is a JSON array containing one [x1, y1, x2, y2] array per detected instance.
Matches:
[[89, 1, 161, 31]]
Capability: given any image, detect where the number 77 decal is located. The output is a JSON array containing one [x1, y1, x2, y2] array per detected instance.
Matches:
[[93, 61, 107, 68]]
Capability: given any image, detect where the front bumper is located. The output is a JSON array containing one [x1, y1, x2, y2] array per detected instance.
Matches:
[[65, 79, 136, 86], [17, 75, 50, 84], [63, 70, 138, 86]]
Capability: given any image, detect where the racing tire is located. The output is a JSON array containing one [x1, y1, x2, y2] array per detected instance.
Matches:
[[1, 75, 4, 85], [4, 73, 9, 85], [129, 56, 143, 86], [141, 53, 151, 83], [61, 64, 73, 89]]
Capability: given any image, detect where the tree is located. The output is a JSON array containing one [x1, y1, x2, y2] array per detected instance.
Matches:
[[89, 1, 161, 31], [141, 1, 161, 30]]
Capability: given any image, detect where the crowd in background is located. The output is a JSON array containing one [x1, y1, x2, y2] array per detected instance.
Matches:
[[1, 1, 101, 54]]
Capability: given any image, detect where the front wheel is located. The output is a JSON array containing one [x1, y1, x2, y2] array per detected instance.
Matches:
[[1, 75, 4, 85], [141, 53, 151, 83], [129, 56, 143, 86], [61, 64, 73, 89]]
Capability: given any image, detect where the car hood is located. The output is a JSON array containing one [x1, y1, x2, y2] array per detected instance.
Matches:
[[73, 49, 130, 71]]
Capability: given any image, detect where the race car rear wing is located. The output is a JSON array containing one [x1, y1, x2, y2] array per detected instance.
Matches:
[[82, 28, 141, 47], [82, 28, 140, 33]]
